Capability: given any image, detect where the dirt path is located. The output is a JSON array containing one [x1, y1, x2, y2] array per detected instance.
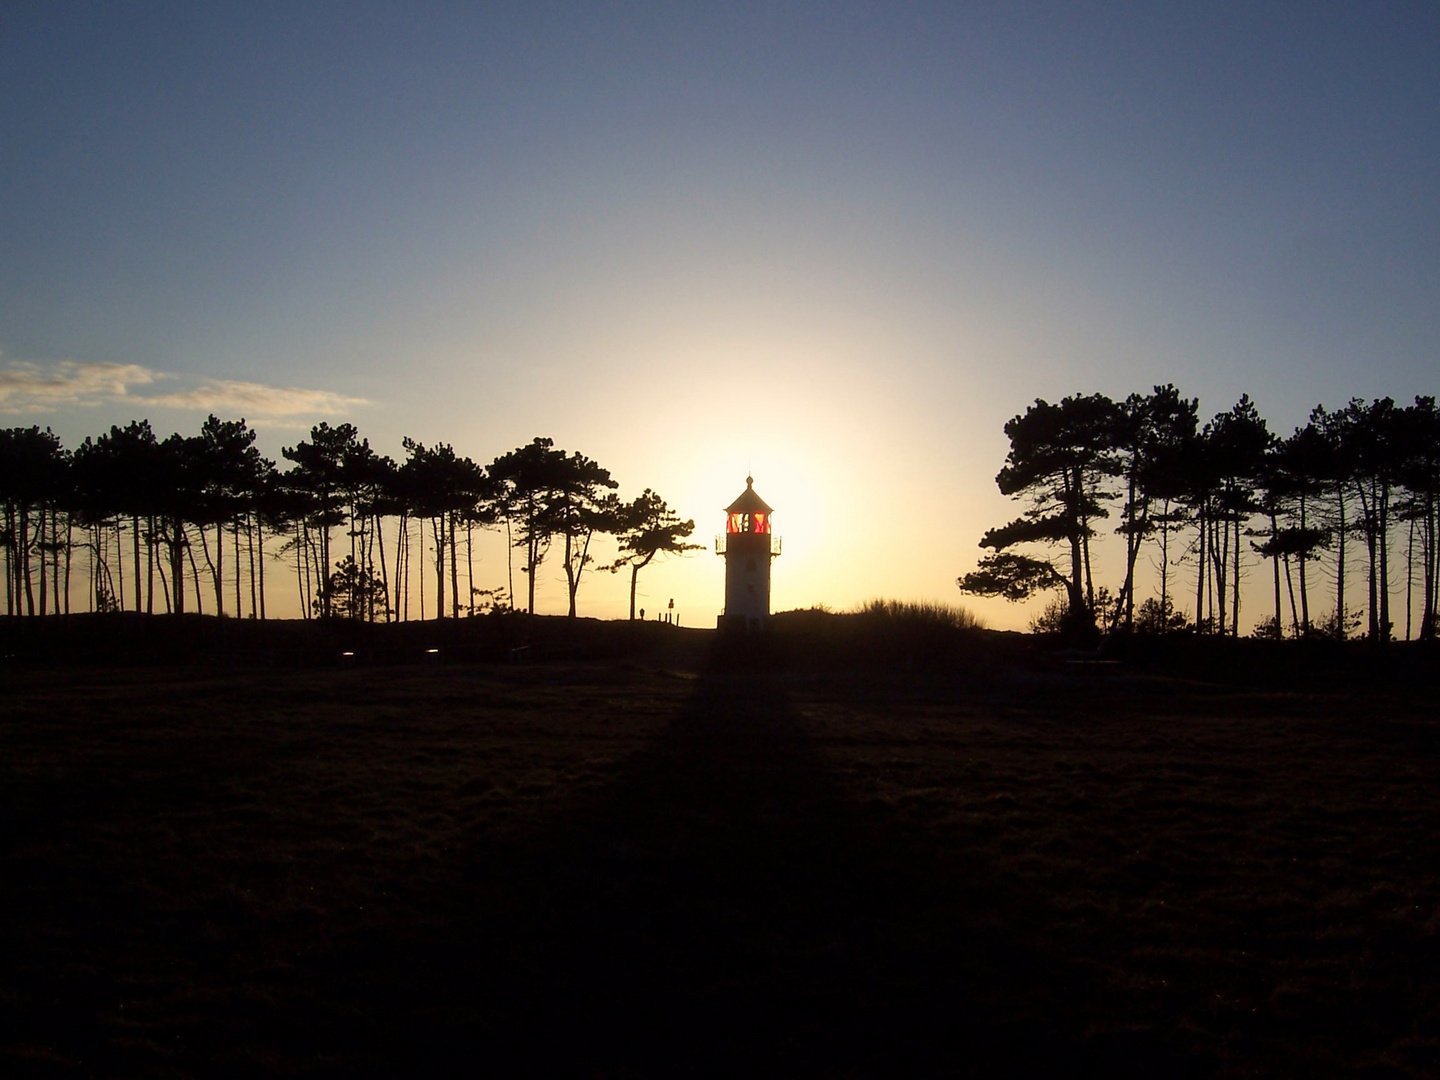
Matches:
[[366, 672, 1189, 1076]]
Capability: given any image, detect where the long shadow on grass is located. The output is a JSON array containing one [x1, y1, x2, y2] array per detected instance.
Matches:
[[360, 671, 1187, 1078]]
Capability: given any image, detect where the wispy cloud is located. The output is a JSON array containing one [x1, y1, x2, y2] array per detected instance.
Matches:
[[0, 360, 158, 409], [0, 359, 366, 420], [142, 380, 367, 417]]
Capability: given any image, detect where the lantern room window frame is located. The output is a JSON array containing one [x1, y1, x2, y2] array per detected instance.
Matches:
[[726, 511, 770, 535]]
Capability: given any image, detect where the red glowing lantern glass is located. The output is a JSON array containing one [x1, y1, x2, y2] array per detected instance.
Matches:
[[726, 511, 770, 535]]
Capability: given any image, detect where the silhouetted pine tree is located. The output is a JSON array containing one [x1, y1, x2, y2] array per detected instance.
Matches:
[[488, 438, 567, 616], [957, 393, 1123, 641], [606, 490, 701, 621]]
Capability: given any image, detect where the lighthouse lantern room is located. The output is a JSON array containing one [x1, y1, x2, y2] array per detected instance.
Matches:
[[719, 476, 779, 629]]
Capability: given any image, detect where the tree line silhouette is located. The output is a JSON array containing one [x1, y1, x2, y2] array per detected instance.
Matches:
[[958, 390, 1440, 644], [0, 419, 698, 622]]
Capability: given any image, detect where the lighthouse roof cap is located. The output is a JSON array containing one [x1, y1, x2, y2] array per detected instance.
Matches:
[[725, 476, 773, 514]]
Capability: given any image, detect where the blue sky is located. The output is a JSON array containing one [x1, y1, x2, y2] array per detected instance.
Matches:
[[3, 1, 1437, 624]]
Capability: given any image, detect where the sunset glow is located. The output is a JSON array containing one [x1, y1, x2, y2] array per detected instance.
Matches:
[[3, 3, 1437, 630]]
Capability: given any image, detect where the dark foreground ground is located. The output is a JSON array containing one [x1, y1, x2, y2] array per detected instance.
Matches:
[[3, 649, 1438, 1077]]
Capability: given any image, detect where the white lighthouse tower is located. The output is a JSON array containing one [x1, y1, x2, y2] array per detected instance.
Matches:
[[718, 476, 779, 630]]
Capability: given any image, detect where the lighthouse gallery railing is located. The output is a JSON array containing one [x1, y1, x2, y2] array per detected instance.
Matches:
[[715, 535, 782, 556]]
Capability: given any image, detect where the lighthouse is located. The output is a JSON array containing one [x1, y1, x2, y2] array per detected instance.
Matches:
[[718, 476, 780, 630]]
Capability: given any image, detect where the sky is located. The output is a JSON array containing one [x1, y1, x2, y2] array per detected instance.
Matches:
[[3, 1, 1438, 627]]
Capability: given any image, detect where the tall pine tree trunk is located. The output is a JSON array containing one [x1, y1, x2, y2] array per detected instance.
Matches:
[[449, 512, 459, 620], [53, 510, 62, 614], [296, 525, 307, 619], [1285, 554, 1300, 634], [1231, 513, 1242, 638], [1359, 483, 1378, 641], [1297, 494, 1311, 634], [146, 516, 155, 614], [3, 503, 13, 616], [433, 517, 445, 620], [1405, 512, 1416, 641], [1194, 502, 1205, 631], [1335, 483, 1347, 639], [213, 522, 224, 617], [187, 528, 204, 615], [1123, 471, 1138, 632], [110, 521, 122, 611], [1213, 512, 1228, 636], [132, 515, 142, 612], [255, 518, 265, 620], [157, 539, 172, 613], [234, 520, 243, 617], [20, 506, 34, 616], [1064, 470, 1083, 623], [527, 514, 539, 616], [63, 516, 72, 616], [1159, 499, 1171, 618], [393, 515, 406, 622], [564, 531, 577, 618], [171, 519, 185, 615], [1378, 483, 1391, 642], [37, 506, 47, 616], [373, 514, 387, 621], [505, 517, 514, 613], [114, 521, 124, 612], [319, 510, 331, 619], [1425, 493, 1437, 639], [246, 516, 257, 618], [1271, 510, 1283, 638]]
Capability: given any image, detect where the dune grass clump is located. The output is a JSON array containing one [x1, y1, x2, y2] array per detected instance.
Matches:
[[761, 599, 990, 672], [854, 598, 984, 631]]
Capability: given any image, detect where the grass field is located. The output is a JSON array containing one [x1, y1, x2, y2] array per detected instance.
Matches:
[[3, 651, 1438, 1076]]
